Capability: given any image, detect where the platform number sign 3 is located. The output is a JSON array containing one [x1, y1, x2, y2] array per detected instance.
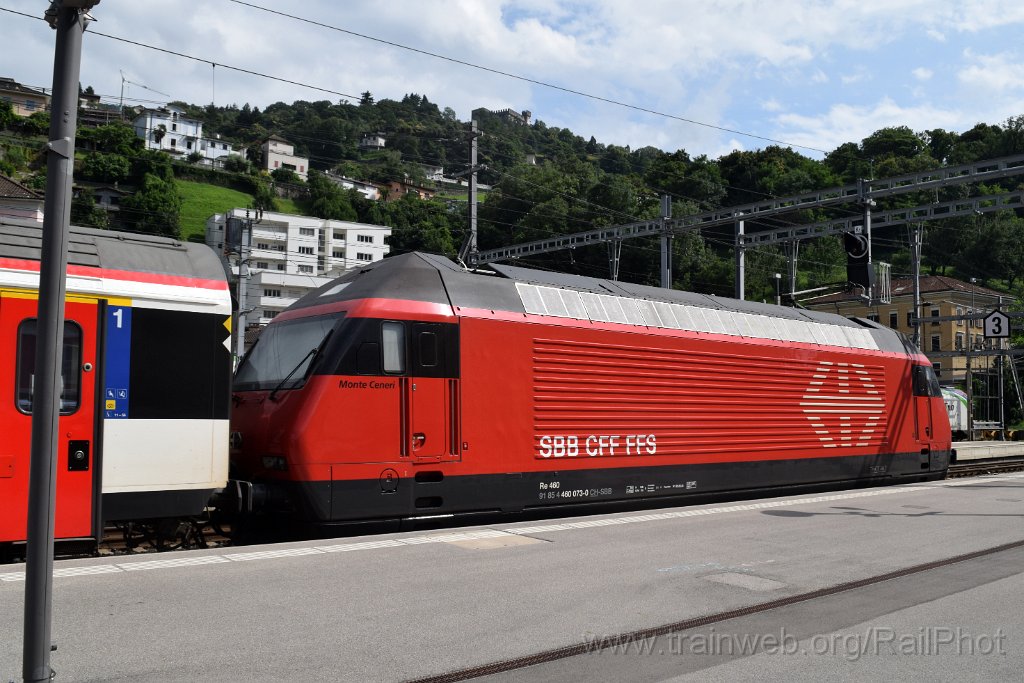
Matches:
[[983, 310, 1010, 339]]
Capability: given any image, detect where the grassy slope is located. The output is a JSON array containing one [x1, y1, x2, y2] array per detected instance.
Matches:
[[175, 180, 254, 240], [175, 180, 313, 239]]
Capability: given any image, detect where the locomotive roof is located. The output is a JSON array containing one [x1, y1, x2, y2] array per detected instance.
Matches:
[[298, 251, 895, 329], [0, 218, 226, 282]]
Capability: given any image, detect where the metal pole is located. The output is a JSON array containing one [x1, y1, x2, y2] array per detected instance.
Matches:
[[858, 179, 876, 301], [608, 240, 621, 280], [734, 220, 745, 300], [24, 3, 95, 681], [786, 240, 798, 305], [967, 278, 976, 441], [468, 120, 478, 258], [774, 273, 782, 306], [998, 296, 1005, 439], [235, 217, 250, 364], [458, 120, 479, 265], [998, 350, 1006, 439], [660, 194, 672, 289], [911, 224, 922, 348]]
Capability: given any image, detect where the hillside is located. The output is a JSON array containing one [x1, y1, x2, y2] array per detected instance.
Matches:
[[175, 180, 255, 241]]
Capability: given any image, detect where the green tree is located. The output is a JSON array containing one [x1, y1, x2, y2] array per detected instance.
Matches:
[[963, 214, 1024, 288], [222, 155, 250, 173], [130, 149, 174, 183], [377, 195, 456, 255], [119, 173, 182, 237], [270, 167, 301, 183], [0, 99, 14, 131], [70, 192, 110, 229], [307, 170, 357, 220], [79, 153, 131, 184], [78, 122, 141, 156], [252, 180, 278, 213], [799, 235, 846, 287], [17, 111, 50, 136]]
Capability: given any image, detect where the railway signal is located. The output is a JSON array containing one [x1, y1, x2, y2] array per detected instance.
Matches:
[[843, 230, 875, 292]]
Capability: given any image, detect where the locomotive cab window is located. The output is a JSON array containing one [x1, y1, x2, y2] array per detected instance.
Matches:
[[912, 365, 941, 397], [418, 331, 438, 367], [16, 319, 83, 414], [382, 322, 405, 374], [234, 313, 342, 391]]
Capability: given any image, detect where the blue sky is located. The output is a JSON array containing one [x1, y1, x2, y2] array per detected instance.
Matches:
[[3, 0, 1023, 159]]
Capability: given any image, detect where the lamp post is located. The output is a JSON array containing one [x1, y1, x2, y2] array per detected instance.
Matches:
[[774, 272, 782, 306]]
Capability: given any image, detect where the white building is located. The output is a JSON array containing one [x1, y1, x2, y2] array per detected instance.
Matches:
[[132, 106, 234, 164], [261, 135, 309, 180], [324, 172, 381, 201], [205, 209, 391, 325], [359, 132, 386, 151]]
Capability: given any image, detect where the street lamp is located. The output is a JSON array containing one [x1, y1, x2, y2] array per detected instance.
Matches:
[[774, 272, 782, 306]]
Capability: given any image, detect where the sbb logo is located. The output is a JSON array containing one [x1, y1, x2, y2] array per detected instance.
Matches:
[[538, 435, 580, 457]]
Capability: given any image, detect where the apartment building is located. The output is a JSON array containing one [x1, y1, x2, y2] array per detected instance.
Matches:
[[206, 209, 391, 325]]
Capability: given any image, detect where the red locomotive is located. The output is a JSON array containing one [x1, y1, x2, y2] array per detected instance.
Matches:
[[229, 252, 951, 527]]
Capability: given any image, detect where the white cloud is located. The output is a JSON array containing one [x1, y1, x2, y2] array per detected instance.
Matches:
[[772, 98, 963, 153], [958, 51, 1024, 91], [6, 0, 1024, 160]]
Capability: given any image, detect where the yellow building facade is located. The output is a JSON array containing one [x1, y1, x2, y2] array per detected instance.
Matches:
[[805, 276, 1010, 383]]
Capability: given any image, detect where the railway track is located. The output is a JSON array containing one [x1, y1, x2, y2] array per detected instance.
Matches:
[[95, 518, 232, 558], [947, 455, 1024, 478]]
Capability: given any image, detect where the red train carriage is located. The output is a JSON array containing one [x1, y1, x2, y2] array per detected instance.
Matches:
[[229, 252, 951, 526], [0, 219, 232, 556]]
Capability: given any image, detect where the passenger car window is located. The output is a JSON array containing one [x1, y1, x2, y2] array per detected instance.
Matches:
[[16, 320, 83, 414]]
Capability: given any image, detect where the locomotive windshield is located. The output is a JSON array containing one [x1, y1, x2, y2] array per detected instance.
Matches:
[[234, 313, 343, 391]]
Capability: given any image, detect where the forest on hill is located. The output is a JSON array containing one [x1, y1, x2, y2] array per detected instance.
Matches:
[[2, 91, 1024, 302]]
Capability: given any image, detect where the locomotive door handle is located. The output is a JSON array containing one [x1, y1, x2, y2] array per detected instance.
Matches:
[[412, 433, 426, 449]]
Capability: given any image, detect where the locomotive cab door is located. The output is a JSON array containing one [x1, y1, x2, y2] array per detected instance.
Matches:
[[0, 294, 100, 544], [912, 365, 941, 469], [406, 322, 458, 462]]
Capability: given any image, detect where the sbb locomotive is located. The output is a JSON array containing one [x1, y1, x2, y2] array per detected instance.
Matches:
[[230, 252, 951, 527], [0, 219, 232, 558]]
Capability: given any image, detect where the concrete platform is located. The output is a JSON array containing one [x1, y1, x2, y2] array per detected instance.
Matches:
[[2, 473, 1023, 682], [954, 441, 1024, 460]]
